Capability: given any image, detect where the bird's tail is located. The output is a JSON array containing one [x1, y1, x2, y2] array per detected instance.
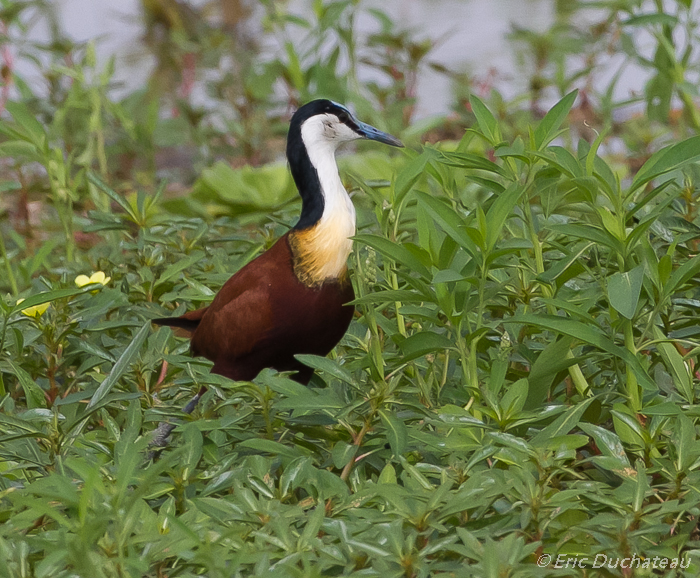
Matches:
[[152, 308, 207, 338]]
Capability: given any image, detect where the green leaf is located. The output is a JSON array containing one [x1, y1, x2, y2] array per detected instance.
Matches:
[[355, 234, 430, 278], [279, 457, 311, 497], [5, 101, 47, 148], [238, 438, 305, 459], [379, 410, 408, 456], [537, 243, 594, 285], [621, 13, 678, 27], [294, 354, 357, 386], [531, 398, 595, 447], [663, 254, 700, 299], [504, 314, 655, 391], [181, 424, 203, 479], [579, 423, 630, 468], [399, 331, 454, 362], [532, 146, 583, 178], [674, 414, 697, 471], [284, 41, 306, 92], [415, 191, 478, 256], [0, 140, 42, 162], [438, 151, 508, 177], [5, 361, 46, 409], [394, 148, 436, 209], [80, 322, 151, 425], [331, 440, 357, 468], [526, 336, 578, 409], [88, 171, 138, 219], [630, 135, 700, 191], [607, 265, 644, 319], [155, 251, 205, 287], [11, 286, 90, 313], [378, 463, 397, 484], [653, 326, 694, 403], [484, 182, 523, 252], [534, 90, 578, 150], [469, 94, 500, 144], [549, 223, 622, 252]]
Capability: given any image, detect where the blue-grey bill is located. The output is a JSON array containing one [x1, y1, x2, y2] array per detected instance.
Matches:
[[356, 120, 404, 148]]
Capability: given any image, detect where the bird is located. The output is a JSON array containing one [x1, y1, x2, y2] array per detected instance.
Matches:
[[152, 99, 403, 390]]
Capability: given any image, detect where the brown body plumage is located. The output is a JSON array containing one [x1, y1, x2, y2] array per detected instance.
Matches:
[[170, 232, 354, 384]]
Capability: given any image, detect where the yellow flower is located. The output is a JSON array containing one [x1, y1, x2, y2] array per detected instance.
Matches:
[[75, 271, 111, 288], [16, 298, 50, 318]]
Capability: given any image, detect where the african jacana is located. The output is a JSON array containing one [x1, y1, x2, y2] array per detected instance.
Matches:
[[153, 100, 403, 388]]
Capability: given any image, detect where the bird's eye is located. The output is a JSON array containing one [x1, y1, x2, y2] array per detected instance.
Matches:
[[337, 111, 349, 123]]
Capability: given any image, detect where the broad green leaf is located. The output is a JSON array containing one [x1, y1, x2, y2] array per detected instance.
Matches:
[[438, 151, 508, 177], [674, 414, 698, 472], [663, 254, 700, 299], [653, 326, 694, 403], [0, 140, 42, 162], [505, 314, 655, 391], [275, 389, 345, 411], [279, 457, 311, 497], [630, 135, 700, 191], [531, 398, 594, 447], [155, 251, 205, 287], [299, 505, 325, 547], [532, 146, 583, 178], [294, 354, 357, 386], [284, 41, 306, 91], [378, 463, 397, 484], [415, 191, 478, 256], [469, 94, 500, 144], [534, 90, 578, 149], [88, 171, 138, 218], [83, 322, 151, 415], [352, 289, 430, 305], [5, 101, 47, 148], [579, 423, 630, 468], [399, 331, 454, 361], [379, 410, 408, 456], [331, 440, 357, 468], [238, 438, 306, 459], [549, 223, 622, 252], [525, 336, 578, 408], [11, 286, 90, 313], [621, 13, 678, 26], [394, 148, 436, 209], [537, 242, 593, 285], [181, 424, 203, 479], [6, 361, 46, 409], [355, 234, 430, 278], [484, 182, 523, 252], [607, 265, 644, 319], [611, 407, 646, 449]]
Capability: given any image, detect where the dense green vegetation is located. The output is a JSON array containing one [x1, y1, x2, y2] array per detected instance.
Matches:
[[2, 0, 700, 576]]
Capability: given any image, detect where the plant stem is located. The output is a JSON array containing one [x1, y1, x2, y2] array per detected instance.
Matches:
[[526, 203, 591, 396], [340, 419, 371, 482], [0, 231, 18, 296], [624, 320, 641, 412]]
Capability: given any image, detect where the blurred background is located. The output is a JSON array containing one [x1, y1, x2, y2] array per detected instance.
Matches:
[[1, 0, 697, 216]]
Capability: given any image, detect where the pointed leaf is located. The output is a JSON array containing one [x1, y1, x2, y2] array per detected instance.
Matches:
[[534, 90, 578, 149], [379, 410, 408, 456], [607, 265, 644, 319]]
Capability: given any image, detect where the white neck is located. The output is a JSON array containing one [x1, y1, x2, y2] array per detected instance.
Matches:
[[294, 118, 356, 283]]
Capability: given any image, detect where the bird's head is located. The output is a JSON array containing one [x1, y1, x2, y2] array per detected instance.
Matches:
[[288, 99, 404, 154]]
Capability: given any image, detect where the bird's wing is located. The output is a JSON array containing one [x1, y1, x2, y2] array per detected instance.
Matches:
[[190, 236, 290, 361]]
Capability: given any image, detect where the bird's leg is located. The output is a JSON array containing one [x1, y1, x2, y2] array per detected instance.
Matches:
[[147, 386, 207, 459]]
